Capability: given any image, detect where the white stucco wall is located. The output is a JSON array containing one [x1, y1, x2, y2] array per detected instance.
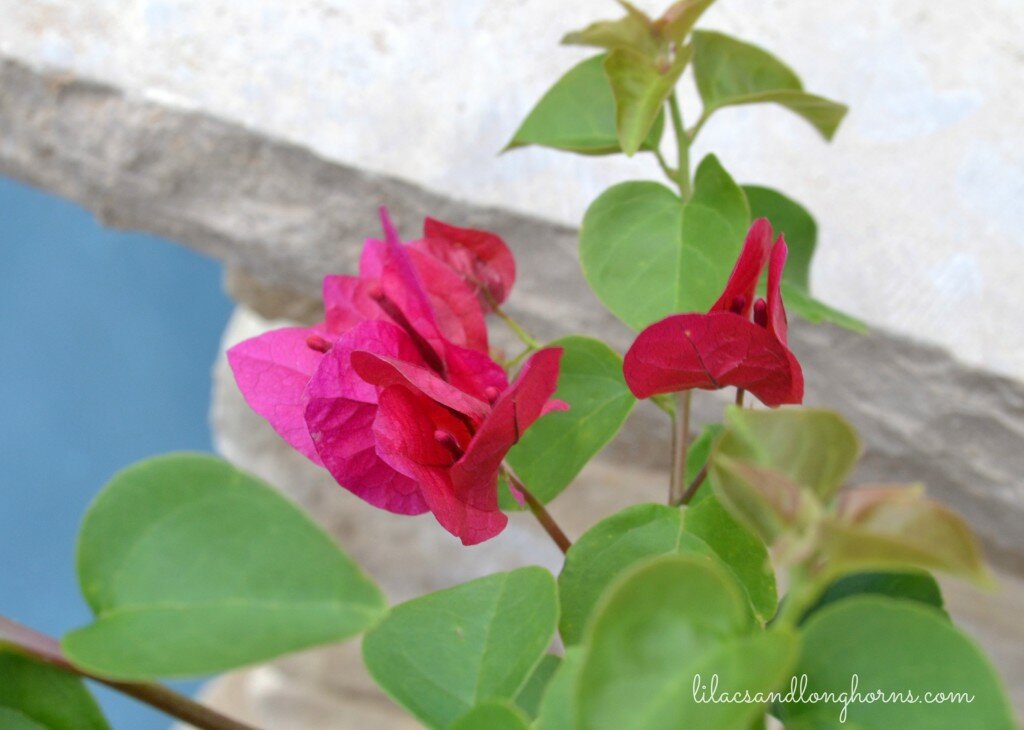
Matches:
[[3, 0, 1022, 377]]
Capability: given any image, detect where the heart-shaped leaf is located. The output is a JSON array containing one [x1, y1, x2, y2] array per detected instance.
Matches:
[[692, 31, 848, 140], [677, 154, 751, 311], [508, 55, 663, 155], [559, 500, 777, 645], [0, 651, 109, 729], [557, 504, 717, 645], [605, 46, 691, 155], [580, 155, 748, 330], [578, 556, 798, 730], [362, 567, 557, 729], [580, 180, 682, 330], [449, 701, 530, 730], [63, 454, 386, 679], [681, 494, 777, 620], [781, 597, 1016, 728], [504, 336, 636, 507]]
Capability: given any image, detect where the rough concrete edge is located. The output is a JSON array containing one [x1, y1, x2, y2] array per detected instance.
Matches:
[[2, 55, 1024, 576]]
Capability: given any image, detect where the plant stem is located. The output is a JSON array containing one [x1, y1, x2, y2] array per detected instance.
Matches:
[[493, 305, 541, 350], [669, 391, 692, 504], [687, 110, 711, 144], [0, 615, 258, 730], [668, 92, 691, 200], [503, 468, 572, 554], [676, 463, 708, 506], [735, 388, 746, 407], [653, 148, 678, 185], [773, 565, 825, 629]]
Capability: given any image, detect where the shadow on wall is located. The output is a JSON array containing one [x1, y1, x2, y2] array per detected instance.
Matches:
[[0, 177, 232, 728]]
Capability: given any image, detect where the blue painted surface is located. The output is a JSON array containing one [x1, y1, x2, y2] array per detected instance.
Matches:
[[0, 177, 232, 728]]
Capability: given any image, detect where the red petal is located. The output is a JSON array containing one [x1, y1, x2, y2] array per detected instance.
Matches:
[[766, 235, 789, 345], [623, 312, 803, 406], [407, 246, 489, 352], [417, 217, 517, 309], [452, 348, 564, 495], [374, 386, 506, 545], [350, 350, 491, 423], [710, 218, 773, 316]]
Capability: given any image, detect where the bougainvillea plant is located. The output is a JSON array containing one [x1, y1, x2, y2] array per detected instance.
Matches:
[[1, 2, 1018, 729]]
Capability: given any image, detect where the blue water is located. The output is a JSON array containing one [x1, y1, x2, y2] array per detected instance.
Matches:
[[0, 177, 232, 728]]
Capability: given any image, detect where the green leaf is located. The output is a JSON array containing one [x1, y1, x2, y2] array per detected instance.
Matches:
[[605, 46, 691, 156], [449, 701, 530, 730], [535, 648, 585, 730], [782, 597, 1016, 728], [682, 496, 777, 621], [0, 651, 109, 729], [709, 455, 809, 544], [557, 504, 717, 645], [692, 31, 848, 140], [559, 500, 777, 643], [363, 568, 558, 729], [783, 285, 868, 333], [504, 336, 636, 507], [578, 556, 798, 730], [561, 2, 660, 57], [579, 155, 748, 330], [717, 407, 861, 502], [740, 186, 868, 333], [677, 154, 751, 312], [823, 485, 991, 585], [63, 454, 385, 679], [580, 180, 682, 330], [801, 571, 944, 624], [660, 0, 717, 42], [514, 654, 561, 718], [507, 55, 663, 155], [742, 185, 816, 290]]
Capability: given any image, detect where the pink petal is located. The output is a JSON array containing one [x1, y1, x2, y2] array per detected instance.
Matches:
[[416, 217, 517, 309], [322, 275, 380, 335], [710, 218, 773, 316], [623, 312, 803, 406], [306, 395, 427, 514], [227, 327, 327, 465], [312, 320, 424, 404]]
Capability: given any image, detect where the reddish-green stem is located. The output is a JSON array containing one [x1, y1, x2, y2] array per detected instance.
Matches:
[[669, 391, 692, 504], [504, 468, 572, 554]]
